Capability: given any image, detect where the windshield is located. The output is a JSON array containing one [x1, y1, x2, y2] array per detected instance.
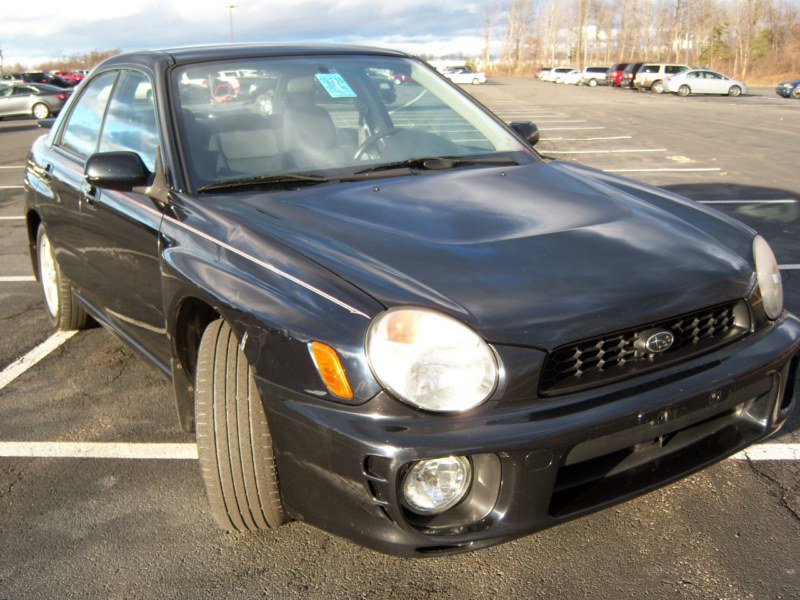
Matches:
[[172, 54, 535, 191]]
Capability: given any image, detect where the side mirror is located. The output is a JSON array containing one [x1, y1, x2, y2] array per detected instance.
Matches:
[[510, 121, 540, 146], [84, 151, 151, 191]]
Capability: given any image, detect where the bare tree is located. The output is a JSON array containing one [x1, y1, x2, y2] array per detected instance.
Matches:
[[482, 0, 502, 69], [502, 0, 537, 74]]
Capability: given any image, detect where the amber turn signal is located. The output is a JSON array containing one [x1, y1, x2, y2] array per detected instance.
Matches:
[[309, 341, 354, 399]]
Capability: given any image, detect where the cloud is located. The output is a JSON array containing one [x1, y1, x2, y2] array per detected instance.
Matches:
[[2, 0, 488, 67]]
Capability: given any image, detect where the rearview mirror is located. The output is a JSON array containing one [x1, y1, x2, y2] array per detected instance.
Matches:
[[84, 151, 151, 191], [510, 121, 540, 146]]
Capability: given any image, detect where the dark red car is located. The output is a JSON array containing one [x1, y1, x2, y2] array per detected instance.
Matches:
[[607, 63, 629, 87]]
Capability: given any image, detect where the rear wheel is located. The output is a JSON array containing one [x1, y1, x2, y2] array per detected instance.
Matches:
[[36, 225, 90, 330], [472, 78, 480, 85], [651, 80, 665, 94], [728, 85, 742, 97], [678, 85, 691, 97], [195, 319, 286, 532], [792, 87, 800, 99], [32, 103, 50, 119], [588, 78, 597, 87]]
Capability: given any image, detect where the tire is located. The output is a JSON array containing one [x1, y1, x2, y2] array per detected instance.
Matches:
[[792, 87, 800, 99], [36, 225, 90, 330], [588, 78, 597, 87], [472, 78, 480, 85], [678, 85, 691, 97], [254, 92, 273, 114], [728, 85, 742, 97], [32, 103, 50, 119], [651, 80, 665, 94], [195, 319, 286, 532]]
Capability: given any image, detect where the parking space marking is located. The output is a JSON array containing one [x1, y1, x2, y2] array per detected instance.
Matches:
[[0, 186, 24, 190], [0, 166, 25, 169], [543, 136, 633, 141], [0, 442, 198, 460], [0, 216, 24, 220], [0, 331, 77, 391], [605, 167, 722, 173], [700, 200, 797, 204], [779, 264, 800, 269], [0, 442, 793, 461], [539, 126, 605, 131], [546, 148, 667, 155], [730, 444, 800, 461], [0, 276, 36, 282]]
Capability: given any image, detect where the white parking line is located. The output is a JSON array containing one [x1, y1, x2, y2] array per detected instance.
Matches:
[[0, 276, 36, 282], [0, 216, 25, 220], [0, 442, 793, 461], [0, 166, 25, 169], [700, 200, 797, 204], [730, 444, 800, 461], [780, 264, 800, 270], [546, 148, 667, 155], [605, 168, 722, 173], [543, 136, 633, 141], [0, 442, 198, 460], [539, 126, 605, 131], [0, 331, 77, 391], [0, 186, 24, 190]]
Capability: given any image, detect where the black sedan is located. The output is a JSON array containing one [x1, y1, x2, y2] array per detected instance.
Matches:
[[23, 44, 799, 557]]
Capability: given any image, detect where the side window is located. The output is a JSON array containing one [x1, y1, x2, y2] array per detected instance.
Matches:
[[686, 72, 698, 79], [60, 71, 118, 160], [99, 71, 159, 172]]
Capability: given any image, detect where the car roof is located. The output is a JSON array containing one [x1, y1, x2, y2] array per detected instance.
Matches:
[[98, 43, 410, 70]]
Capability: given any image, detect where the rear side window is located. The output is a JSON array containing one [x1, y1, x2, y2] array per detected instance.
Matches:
[[665, 66, 686, 74], [59, 71, 118, 160], [641, 65, 658, 73]]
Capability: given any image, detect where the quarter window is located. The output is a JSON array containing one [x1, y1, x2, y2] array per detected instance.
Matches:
[[60, 71, 118, 160], [99, 71, 159, 172]]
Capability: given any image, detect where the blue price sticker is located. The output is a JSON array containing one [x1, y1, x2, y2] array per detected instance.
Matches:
[[315, 73, 358, 98]]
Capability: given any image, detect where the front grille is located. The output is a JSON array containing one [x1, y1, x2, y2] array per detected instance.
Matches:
[[540, 300, 750, 395]]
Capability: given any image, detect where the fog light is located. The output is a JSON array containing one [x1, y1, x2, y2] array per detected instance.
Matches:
[[400, 456, 472, 515]]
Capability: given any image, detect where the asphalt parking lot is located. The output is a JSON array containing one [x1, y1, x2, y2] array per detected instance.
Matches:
[[1, 78, 798, 599]]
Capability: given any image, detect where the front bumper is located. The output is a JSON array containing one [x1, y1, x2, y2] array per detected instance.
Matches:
[[775, 86, 796, 98], [263, 314, 799, 556]]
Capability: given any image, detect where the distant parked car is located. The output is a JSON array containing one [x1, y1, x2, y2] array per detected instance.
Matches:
[[620, 62, 645, 88], [544, 67, 578, 83], [775, 79, 800, 99], [606, 63, 629, 87], [634, 63, 690, 93], [443, 66, 486, 85], [536, 67, 551, 80], [664, 69, 747, 97], [0, 83, 71, 119], [580, 66, 609, 87], [562, 70, 583, 85]]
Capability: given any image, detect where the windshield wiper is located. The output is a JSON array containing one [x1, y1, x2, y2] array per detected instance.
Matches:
[[353, 155, 518, 175], [198, 173, 330, 193]]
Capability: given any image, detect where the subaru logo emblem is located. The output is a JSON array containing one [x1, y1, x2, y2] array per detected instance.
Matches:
[[644, 331, 674, 353]]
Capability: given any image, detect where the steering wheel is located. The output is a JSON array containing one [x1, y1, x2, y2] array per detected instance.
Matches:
[[353, 127, 402, 160]]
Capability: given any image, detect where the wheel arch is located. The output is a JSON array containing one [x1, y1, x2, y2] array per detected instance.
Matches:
[[26, 210, 43, 280]]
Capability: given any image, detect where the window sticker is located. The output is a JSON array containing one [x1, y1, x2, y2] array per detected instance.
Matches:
[[315, 73, 358, 98]]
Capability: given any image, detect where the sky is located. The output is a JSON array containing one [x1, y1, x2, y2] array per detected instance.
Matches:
[[2, 0, 490, 69]]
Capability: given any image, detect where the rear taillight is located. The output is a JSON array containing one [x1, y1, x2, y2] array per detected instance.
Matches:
[[56, 93, 69, 100]]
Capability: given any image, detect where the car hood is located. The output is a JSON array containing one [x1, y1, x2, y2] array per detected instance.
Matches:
[[216, 161, 756, 349]]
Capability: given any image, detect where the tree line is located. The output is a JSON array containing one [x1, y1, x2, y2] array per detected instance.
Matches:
[[485, 0, 800, 80]]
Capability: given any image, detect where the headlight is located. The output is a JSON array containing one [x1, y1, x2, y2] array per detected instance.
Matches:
[[366, 307, 498, 412], [753, 235, 783, 320]]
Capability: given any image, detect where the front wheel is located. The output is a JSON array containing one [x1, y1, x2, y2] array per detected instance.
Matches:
[[792, 87, 800, 99], [728, 85, 742, 97], [32, 103, 50, 119], [588, 79, 597, 87], [36, 225, 90, 330], [677, 85, 691, 97], [195, 319, 286, 532], [651, 80, 665, 94]]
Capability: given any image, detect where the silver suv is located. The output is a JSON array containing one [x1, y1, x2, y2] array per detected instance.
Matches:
[[634, 63, 690, 93]]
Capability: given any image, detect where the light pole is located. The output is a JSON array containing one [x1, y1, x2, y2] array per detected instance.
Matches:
[[225, 5, 236, 42]]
